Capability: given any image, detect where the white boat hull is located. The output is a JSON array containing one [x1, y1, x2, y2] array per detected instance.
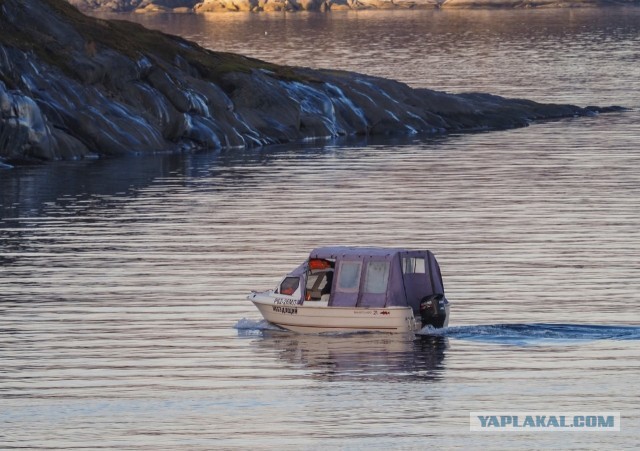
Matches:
[[248, 291, 429, 334]]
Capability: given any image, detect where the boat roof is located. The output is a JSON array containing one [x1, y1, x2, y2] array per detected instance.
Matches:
[[309, 246, 430, 260]]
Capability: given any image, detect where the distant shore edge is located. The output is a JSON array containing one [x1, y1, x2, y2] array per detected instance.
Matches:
[[69, 0, 640, 14]]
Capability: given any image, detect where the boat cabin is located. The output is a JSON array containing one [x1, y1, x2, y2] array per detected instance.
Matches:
[[275, 246, 446, 316]]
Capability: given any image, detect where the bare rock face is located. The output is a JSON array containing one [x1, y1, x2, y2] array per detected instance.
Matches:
[[1, 0, 615, 167], [194, 0, 439, 10], [68, 0, 197, 12], [193, 0, 234, 10], [168, 0, 637, 12], [67, 0, 441, 12], [67, 0, 139, 11], [64, 0, 638, 12]]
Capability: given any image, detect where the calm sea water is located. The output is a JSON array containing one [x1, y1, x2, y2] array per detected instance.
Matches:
[[2, 9, 640, 449]]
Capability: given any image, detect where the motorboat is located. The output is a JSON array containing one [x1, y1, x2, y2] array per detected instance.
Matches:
[[248, 246, 450, 333]]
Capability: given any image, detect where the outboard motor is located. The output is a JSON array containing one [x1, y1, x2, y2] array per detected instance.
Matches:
[[420, 294, 448, 328]]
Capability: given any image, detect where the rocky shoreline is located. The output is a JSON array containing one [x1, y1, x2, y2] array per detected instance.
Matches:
[[67, 0, 640, 13], [0, 0, 620, 168]]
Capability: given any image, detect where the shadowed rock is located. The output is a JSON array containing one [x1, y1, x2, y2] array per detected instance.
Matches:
[[0, 0, 620, 167]]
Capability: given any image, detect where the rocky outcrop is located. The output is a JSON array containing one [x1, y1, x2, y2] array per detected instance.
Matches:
[[66, 0, 639, 12], [193, 0, 439, 12], [67, 0, 439, 11], [0, 0, 617, 167], [67, 0, 195, 12]]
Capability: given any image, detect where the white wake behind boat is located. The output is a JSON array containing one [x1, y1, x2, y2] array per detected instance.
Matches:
[[248, 246, 450, 334]]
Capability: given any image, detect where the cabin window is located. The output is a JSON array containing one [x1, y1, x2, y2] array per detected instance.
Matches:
[[364, 261, 390, 294], [403, 257, 425, 274], [278, 277, 300, 295], [337, 261, 362, 292]]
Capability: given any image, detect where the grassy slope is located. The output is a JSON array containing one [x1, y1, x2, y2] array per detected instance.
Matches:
[[0, 0, 307, 83]]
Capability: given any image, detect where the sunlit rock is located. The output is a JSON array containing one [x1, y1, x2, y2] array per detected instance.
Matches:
[[65, 0, 640, 11], [193, 0, 231, 10]]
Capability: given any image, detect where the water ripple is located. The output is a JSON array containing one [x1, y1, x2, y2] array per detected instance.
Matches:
[[420, 323, 640, 344]]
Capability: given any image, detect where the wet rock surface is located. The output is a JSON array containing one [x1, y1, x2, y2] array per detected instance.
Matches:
[[0, 0, 618, 167]]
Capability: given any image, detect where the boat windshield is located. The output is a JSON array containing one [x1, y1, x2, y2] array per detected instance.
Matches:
[[278, 277, 300, 296]]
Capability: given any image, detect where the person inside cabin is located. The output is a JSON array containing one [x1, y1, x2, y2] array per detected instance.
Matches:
[[304, 270, 333, 301], [321, 271, 333, 297]]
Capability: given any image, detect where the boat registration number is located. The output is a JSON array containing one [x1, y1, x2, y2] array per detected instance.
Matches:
[[272, 305, 298, 315], [274, 298, 300, 305]]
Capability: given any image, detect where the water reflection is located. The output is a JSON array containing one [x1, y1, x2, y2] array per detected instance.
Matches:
[[250, 331, 448, 382], [0, 135, 442, 220]]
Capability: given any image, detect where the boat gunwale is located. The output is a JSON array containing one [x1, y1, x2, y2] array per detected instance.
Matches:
[[249, 296, 413, 311]]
